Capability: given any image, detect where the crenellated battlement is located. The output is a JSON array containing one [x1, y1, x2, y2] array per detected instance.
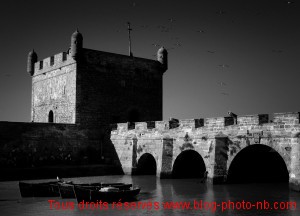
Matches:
[[273, 112, 300, 124], [111, 112, 300, 132], [33, 51, 75, 76]]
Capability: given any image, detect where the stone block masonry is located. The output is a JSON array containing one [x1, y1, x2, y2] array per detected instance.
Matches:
[[111, 112, 300, 190], [32, 54, 76, 123]]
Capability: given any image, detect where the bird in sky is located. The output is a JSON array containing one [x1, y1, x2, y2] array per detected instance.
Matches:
[[1, 73, 11, 77], [207, 50, 215, 53], [165, 47, 175, 51], [218, 82, 227, 86], [221, 92, 229, 96], [218, 64, 230, 68], [157, 25, 166, 29], [272, 49, 283, 53], [161, 29, 170, 33], [216, 10, 226, 15], [228, 111, 237, 118], [151, 43, 160, 47], [286, 1, 295, 4], [196, 30, 205, 33], [168, 18, 176, 22]]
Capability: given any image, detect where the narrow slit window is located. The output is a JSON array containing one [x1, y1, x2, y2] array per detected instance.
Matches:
[[39, 61, 43, 70], [50, 56, 54, 66], [62, 52, 67, 61]]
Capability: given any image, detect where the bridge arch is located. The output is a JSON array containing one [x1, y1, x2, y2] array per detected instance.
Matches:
[[136, 153, 157, 175], [172, 150, 206, 179], [227, 144, 289, 183]]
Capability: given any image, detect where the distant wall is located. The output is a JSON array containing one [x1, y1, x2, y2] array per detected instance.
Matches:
[[0, 122, 120, 170]]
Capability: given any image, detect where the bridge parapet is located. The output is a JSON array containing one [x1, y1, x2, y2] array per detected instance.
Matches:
[[110, 112, 300, 191], [273, 112, 300, 124], [111, 112, 299, 133], [237, 114, 268, 125]]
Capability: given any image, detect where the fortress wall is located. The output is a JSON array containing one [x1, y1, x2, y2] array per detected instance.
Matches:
[[33, 52, 75, 75], [0, 122, 123, 180]]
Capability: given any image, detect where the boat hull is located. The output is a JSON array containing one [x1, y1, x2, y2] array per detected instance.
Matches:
[[73, 186, 140, 203], [59, 182, 133, 198], [19, 181, 60, 197]]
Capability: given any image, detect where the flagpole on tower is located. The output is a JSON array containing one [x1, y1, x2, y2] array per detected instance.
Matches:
[[127, 22, 133, 57]]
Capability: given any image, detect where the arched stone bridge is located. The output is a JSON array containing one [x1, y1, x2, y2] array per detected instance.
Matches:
[[111, 112, 300, 191]]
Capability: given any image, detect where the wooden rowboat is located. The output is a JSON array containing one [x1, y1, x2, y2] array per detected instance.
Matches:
[[73, 185, 140, 203], [19, 181, 60, 197], [58, 182, 133, 198], [19, 178, 133, 198]]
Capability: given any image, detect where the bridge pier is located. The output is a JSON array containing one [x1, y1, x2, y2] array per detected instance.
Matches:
[[290, 138, 300, 191], [160, 137, 173, 178], [207, 136, 229, 184]]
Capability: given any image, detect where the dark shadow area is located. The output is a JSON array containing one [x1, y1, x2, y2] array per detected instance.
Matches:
[[0, 123, 125, 181], [136, 153, 157, 175], [172, 150, 206, 179], [227, 144, 289, 183]]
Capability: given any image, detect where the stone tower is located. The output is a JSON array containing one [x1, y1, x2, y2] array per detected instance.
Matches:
[[28, 30, 167, 127]]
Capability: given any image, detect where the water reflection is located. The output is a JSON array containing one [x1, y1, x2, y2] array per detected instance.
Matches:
[[132, 175, 157, 201], [0, 176, 299, 216], [171, 179, 208, 196]]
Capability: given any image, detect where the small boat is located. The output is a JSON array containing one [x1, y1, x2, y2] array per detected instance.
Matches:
[[73, 185, 141, 203], [58, 182, 133, 198], [19, 181, 60, 197], [19, 177, 133, 198]]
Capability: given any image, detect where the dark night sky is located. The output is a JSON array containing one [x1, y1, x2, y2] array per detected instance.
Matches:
[[0, 0, 299, 122]]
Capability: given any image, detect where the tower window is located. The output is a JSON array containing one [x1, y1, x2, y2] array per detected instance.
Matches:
[[62, 52, 67, 61], [39, 61, 43, 70], [48, 110, 54, 123], [50, 56, 54, 66]]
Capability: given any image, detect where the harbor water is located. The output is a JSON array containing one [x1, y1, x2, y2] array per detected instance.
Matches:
[[0, 175, 299, 216]]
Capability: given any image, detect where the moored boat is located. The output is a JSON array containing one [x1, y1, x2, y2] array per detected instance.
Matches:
[[19, 181, 60, 197], [58, 182, 133, 198], [73, 185, 140, 203], [19, 178, 133, 198]]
